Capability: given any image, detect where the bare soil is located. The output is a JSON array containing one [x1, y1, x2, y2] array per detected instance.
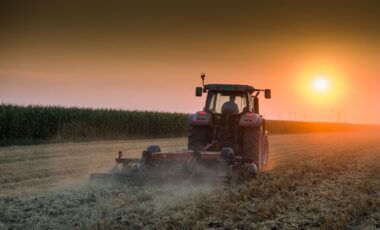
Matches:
[[0, 132, 379, 229]]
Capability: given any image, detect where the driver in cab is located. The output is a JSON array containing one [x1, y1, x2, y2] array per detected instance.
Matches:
[[221, 95, 239, 114]]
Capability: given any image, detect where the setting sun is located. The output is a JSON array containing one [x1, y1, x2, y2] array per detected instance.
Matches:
[[295, 62, 347, 108], [313, 77, 329, 92]]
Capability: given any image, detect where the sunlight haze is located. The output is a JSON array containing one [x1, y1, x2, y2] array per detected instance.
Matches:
[[1, 0, 379, 124]]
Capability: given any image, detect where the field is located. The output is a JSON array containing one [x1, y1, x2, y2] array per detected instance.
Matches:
[[0, 132, 379, 229]]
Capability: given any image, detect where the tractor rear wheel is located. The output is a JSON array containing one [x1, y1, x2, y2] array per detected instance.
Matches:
[[188, 125, 210, 151], [242, 125, 263, 170]]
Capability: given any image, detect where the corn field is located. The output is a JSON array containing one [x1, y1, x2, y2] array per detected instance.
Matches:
[[0, 104, 188, 146], [0, 104, 375, 146]]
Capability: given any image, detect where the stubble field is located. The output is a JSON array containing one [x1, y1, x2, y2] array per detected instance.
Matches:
[[0, 132, 379, 229]]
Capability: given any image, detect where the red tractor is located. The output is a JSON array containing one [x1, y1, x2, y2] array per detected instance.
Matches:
[[91, 74, 271, 183], [189, 74, 271, 171]]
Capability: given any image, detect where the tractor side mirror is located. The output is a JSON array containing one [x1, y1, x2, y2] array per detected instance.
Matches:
[[195, 87, 203, 97], [265, 89, 271, 99]]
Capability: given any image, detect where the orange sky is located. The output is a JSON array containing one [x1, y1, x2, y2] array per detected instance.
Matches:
[[1, 0, 379, 124]]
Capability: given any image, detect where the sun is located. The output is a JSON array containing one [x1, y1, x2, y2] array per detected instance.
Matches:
[[313, 76, 329, 92], [295, 62, 346, 106]]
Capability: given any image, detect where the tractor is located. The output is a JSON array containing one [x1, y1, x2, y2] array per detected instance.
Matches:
[[188, 74, 271, 171], [90, 74, 271, 183]]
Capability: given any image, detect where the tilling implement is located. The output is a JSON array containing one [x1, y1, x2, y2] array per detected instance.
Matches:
[[91, 74, 271, 183]]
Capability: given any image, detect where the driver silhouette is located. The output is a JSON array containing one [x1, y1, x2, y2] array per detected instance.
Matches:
[[221, 95, 239, 114]]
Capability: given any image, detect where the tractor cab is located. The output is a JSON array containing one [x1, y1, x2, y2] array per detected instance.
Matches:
[[196, 83, 271, 115], [203, 84, 254, 114]]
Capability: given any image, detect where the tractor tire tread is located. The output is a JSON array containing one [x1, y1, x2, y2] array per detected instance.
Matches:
[[243, 126, 262, 169], [188, 125, 210, 151]]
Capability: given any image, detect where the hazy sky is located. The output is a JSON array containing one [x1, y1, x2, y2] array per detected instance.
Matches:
[[1, 0, 379, 123]]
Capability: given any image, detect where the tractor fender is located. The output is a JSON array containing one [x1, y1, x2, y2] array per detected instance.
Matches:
[[239, 112, 263, 127], [189, 111, 212, 126]]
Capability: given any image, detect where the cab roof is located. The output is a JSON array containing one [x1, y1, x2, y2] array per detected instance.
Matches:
[[204, 84, 255, 93]]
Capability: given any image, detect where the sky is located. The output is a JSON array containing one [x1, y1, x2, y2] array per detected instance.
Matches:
[[1, 0, 379, 124]]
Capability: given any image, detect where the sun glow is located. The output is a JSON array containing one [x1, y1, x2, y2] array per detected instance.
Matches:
[[295, 61, 346, 106], [313, 76, 329, 92]]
